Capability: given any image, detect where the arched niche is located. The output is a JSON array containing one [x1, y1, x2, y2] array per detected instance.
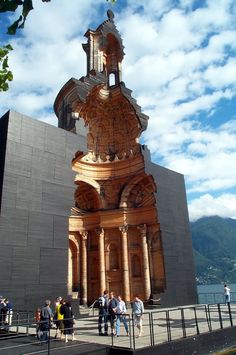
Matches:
[[131, 254, 141, 278], [68, 238, 79, 293], [74, 181, 102, 212], [120, 174, 157, 208], [108, 243, 119, 270]]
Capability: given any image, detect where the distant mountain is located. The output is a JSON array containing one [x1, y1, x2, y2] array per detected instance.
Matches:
[[190, 216, 236, 285]]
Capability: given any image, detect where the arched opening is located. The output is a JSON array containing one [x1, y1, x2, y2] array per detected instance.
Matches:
[[120, 175, 157, 208], [103, 33, 123, 86], [75, 182, 101, 212], [109, 72, 116, 86], [68, 239, 79, 294]]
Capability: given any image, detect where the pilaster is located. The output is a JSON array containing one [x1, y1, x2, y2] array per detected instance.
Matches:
[[119, 224, 130, 301], [138, 224, 151, 300]]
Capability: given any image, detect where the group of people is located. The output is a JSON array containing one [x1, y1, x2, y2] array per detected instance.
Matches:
[[97, 290, 144, 338], [0, 296, 13, 331], [36, 297, 76, 343], [35, 292, 143, 344]]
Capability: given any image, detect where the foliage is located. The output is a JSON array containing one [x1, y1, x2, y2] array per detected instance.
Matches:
[[191, 216, 236, 284], [0, 44, 13, 91], [0, 1, 50, 35], [0, 0, 50, 91], [0, 0, 117, 92]]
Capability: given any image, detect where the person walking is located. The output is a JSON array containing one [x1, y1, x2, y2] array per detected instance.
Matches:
[[97, 290, 109, 336], [60, 300, 76, 343], [132, 295, 144, 337], [0, 298, 8, 330], [54, 297, 64, 340], [108, 292, 118, 335], [115, 295, 129, 337], [40, 300, 53, 343], [4, 299, 13, 331], [224, 284, 231, 304]]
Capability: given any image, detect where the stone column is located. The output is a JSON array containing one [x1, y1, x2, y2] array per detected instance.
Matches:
[[96, 227, 106, 294], [80, 231, 88, 305], [119, 224, 130, 301], [138, 224, 151, 301]]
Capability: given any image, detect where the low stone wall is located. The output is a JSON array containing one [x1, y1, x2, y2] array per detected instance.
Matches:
[[110, 326, 236, 355]]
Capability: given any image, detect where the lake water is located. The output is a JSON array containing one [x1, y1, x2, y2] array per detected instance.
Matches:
[[197, 283, 236, 304]]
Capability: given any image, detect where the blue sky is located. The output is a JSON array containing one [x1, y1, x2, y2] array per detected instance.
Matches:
[[0, 0, 236, 221]]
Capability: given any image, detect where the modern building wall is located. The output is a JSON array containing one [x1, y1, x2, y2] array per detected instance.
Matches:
[[0, 110, 86, 310], [0, 110, 197, 310], [143, 146, 198, 306]]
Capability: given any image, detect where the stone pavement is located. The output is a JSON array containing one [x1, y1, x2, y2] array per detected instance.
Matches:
[[0, 303, 235, 354]]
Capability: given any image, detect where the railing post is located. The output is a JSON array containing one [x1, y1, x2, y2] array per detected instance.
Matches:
[[217, 303, 223, 329], [111, 329, 114, 348], [150, 312, 155, 346], [206, 305, 212, 332], [127, 314, 132, 349], [16, 312, 20, 334], [166, 310, 171, 342], [227, 302, 233, 327], [26, 312, 29, 335], [193, 307, 200, 335], [48, 321, 50, 355], [132, 313, 136, 350], [180, 308, 186, 338], [148, 312, 153, 346]]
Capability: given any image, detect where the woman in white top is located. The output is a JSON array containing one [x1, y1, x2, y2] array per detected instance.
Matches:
[[224, 284, 230, 304]]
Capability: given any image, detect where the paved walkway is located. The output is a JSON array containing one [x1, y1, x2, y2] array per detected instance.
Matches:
[[0, 303, 235, 354]]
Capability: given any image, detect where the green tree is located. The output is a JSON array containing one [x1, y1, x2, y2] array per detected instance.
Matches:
[[0, 0, 51, 91], [0, 44, 13, 91]]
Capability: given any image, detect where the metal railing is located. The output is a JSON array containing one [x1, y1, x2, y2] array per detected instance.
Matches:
[[0, 303, 236, 353], [198, 292, 236, 304]]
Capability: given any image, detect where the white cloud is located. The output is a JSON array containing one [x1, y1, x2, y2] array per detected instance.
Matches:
[[0, 0, 236, 221], [188, 193, 236, 221]]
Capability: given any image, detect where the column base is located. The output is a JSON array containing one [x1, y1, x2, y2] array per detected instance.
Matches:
[[148, 294, 161, 305]]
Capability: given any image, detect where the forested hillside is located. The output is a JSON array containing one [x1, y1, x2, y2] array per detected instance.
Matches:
[[190, 216, 236, 284]]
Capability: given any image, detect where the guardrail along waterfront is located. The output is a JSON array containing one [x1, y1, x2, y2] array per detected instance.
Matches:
[[198, 292, 236, 304], [0, 303, 235, 354]]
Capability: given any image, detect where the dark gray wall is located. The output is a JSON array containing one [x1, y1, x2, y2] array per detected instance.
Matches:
[[143, 145, 198, 306], [0, 111, 197, 310], [0, 110, 86, 310]]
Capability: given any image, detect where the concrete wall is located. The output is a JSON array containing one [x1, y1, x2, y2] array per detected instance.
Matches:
[[143, 146, 198, 306], [0, 110, 86, 310]]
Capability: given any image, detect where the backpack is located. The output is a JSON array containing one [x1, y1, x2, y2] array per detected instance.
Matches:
[[98, 296, 105, 308]]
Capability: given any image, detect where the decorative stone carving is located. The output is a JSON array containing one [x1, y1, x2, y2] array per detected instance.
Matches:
[[57, 10, 166, 304], [81, 231, 88, 240], [119, 224, 129, 234]]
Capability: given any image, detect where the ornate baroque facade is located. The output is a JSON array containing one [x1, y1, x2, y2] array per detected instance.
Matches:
[[54, 11, 166, 305]]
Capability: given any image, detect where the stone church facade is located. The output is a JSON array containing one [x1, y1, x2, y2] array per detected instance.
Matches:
[[0, 12, 197, 310]]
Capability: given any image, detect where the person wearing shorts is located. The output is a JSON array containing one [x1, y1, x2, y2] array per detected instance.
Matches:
[[132, 295, 144, 337]]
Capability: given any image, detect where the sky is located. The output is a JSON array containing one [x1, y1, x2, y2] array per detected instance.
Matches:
[[0, 0, 236, 222]]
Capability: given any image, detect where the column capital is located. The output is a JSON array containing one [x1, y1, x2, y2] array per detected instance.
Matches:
[[81, 231, 88, 240], [119, 224, 128, 234], [137, 224, 147, 236], [95, 227, 104, 237]]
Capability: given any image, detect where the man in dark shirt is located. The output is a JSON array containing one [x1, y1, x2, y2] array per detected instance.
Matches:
[[108, 292, 118, 335], [98, 290, 109, 336]]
